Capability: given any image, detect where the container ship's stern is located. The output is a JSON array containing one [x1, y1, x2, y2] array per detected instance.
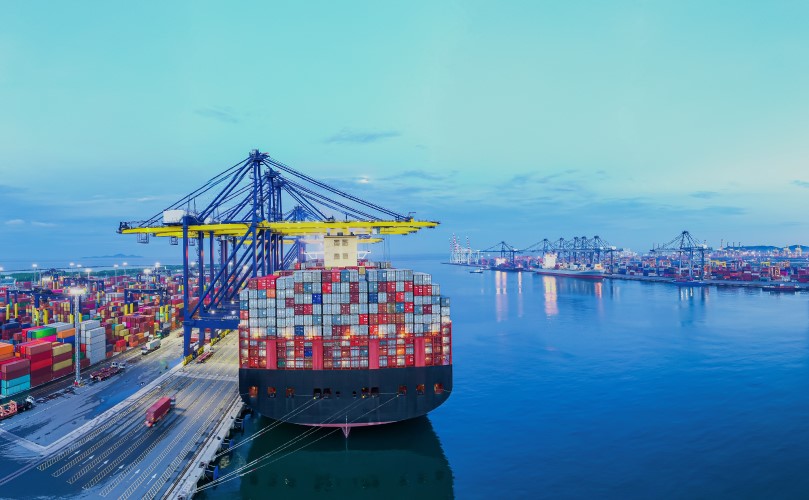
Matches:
[[238, 260, 453, 434]]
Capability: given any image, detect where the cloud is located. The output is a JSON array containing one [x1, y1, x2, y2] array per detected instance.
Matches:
[[31, 221, 57, 227], [136, 196, 157, 202], [690, 191, 719, 199], [5, 219, 25, 225], [194, 107, 240, 124], [381, 170, 455, 182], [325, 129, 401, 144], [792, 180, 809, 188]]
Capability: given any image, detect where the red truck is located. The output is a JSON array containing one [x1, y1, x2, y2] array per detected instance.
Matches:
[[145, 396, 172, 427]]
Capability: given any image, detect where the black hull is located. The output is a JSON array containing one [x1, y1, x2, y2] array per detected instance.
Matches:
[[239, 365, 452, 427]]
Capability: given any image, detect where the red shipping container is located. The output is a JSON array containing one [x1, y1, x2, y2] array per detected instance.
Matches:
[[52, 366, 73, 379], [53, 352, 73, 364], [30, 358, 52, 371], [27, 351, 52, 363]]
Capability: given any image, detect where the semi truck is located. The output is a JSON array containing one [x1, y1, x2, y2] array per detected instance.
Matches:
[[141, 338, 161, 355], [0, 397, 35, 421], [145, 396, 172, 427], [90, 365, 123, 382]]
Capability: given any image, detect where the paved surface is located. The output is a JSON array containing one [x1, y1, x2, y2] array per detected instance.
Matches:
[[0, 331, 240, 499]]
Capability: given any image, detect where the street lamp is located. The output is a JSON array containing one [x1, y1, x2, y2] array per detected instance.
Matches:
[[69, 287, 85, 386], [122, 262, 128, 277], [32, 263, 38, 285], [113, 264, 119, 279]]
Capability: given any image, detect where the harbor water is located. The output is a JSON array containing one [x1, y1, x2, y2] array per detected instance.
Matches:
[[198, 258, 809, 499]]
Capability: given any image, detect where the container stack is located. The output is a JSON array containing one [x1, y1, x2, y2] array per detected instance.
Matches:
[[238, 266, 452, 371], [0, 358, 30, 397], [80, 320, 106, 364], [51, 342, 74, 379], [19, 340, 53, 387]]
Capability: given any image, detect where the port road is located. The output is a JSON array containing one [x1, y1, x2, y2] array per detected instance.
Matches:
[[0, 330, 240, 498]]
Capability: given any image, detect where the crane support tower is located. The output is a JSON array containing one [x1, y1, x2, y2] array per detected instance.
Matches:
[[119, 150, 438, 357]]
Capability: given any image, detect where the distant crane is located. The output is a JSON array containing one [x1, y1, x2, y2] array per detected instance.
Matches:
[[650, 230, 712, 280], [479, 241, 520, 265]]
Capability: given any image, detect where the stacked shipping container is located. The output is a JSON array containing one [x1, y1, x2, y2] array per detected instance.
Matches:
[[238, 266, 452, 371]]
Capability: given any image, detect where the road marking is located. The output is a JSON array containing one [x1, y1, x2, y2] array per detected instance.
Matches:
[[82, 455, 94, 464]]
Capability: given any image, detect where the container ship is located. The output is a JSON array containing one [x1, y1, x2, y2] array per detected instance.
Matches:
[[238, 236, 452, 434], [534, 267, 606, 280]]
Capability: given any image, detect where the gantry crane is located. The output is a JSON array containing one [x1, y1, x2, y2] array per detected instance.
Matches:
[[479, 241, 520, 265], [650, 230, 712, 280], [119, 149, 437, 357], [520, 235, 619, 270]]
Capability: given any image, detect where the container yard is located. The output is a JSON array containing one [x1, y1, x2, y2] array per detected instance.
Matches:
[[0, 327, 242, 499], [0, 270, 192, 401]]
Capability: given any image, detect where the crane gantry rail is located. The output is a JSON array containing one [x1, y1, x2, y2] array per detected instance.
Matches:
[[119, 149, 437, 357]]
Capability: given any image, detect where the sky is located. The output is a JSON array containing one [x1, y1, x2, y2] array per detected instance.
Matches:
[[1, 1, 808, 269]]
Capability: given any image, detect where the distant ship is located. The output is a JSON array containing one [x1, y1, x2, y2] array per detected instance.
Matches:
[[534, 257, 605, 280], [762, 283, 800, 292], [672, 278, 706, 286]]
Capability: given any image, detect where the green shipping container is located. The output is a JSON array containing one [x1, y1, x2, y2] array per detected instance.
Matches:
[[33, 327, 57, 339]]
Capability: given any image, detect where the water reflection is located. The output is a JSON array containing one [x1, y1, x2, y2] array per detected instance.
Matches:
[[495, 271, 508, 322], [517, 272, 524, 318], [542, 276, 558, 316], [677, 286, 710, 303], [677, 286, 709, 326], [201, 417, 454, 499]]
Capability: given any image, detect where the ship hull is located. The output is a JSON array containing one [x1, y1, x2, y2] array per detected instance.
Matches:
[[535, 269, 605, 280], [240, 365, 452, 428]]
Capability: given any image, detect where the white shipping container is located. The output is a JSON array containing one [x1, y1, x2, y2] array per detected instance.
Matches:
[[80, 320, 101, 331]]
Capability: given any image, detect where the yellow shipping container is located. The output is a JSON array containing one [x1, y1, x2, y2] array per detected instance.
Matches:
[[52, 343, 73, 356], [52, 359, 73, 372]]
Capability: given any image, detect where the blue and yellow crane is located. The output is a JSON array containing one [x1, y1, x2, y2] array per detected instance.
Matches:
[[119, 149, 437, 357]]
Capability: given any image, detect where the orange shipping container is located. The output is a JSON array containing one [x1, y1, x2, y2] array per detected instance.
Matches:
[[0, 343, 14, 356], [57, 328, 76, 339]]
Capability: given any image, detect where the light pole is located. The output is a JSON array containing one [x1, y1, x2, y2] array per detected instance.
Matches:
[[113, 264, 119, 280], [70, 287, 85, 386], [122, 262, 128, 276], [32, 263, 38, 286]]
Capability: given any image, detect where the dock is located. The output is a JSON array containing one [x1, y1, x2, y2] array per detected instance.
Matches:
[[0, 329, 241, 498]]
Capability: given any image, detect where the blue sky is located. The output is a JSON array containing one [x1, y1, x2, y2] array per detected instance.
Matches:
[[1, 1, 808, 269]]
